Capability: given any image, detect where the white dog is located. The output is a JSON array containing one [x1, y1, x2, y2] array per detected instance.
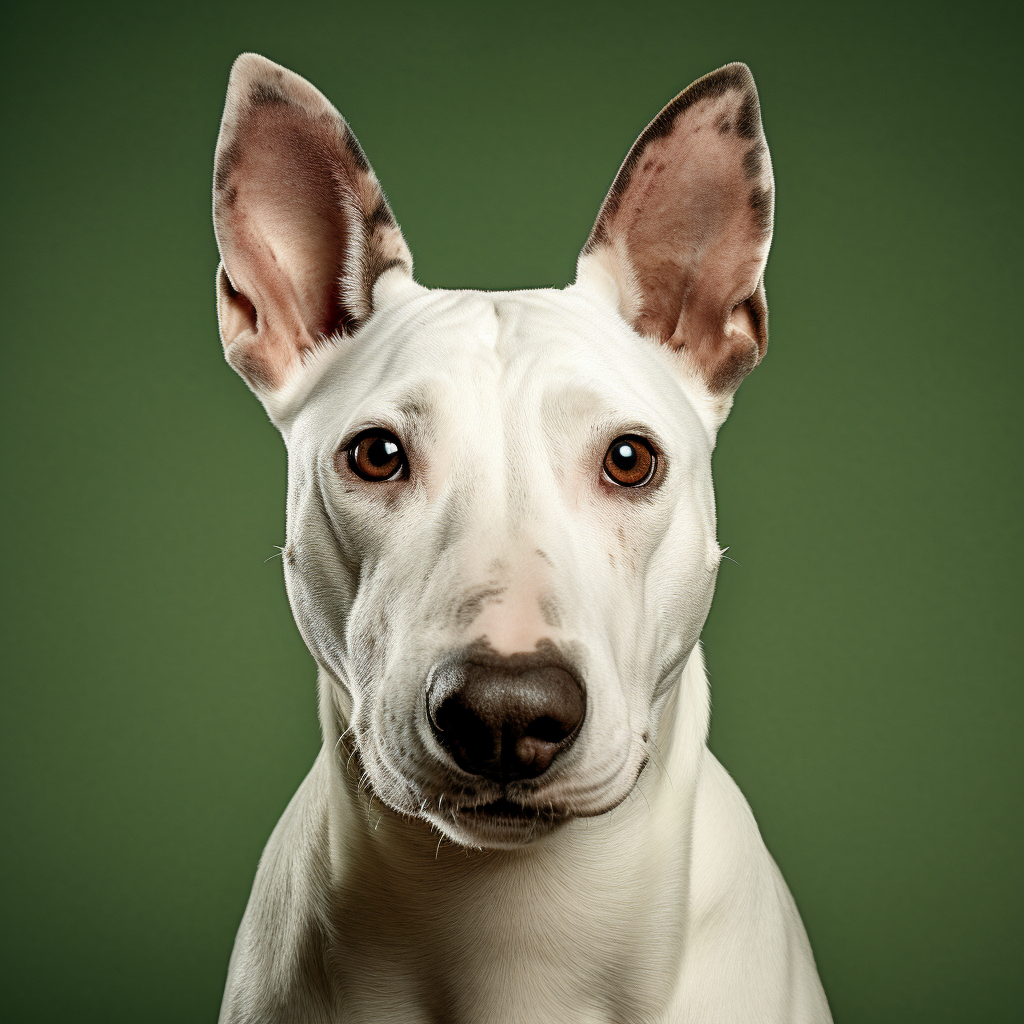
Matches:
[[212, 53, 832, 1023]]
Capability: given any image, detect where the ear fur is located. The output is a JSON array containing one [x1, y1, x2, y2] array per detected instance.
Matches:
[[212, 53, 412, 396], [577, 63, 774, 412]]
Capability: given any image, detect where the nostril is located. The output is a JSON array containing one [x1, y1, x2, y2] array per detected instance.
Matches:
[[433, 694, 495, 769], [530, 715, 572, 744]]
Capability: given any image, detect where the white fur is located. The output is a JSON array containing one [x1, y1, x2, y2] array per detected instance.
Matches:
[[218, 280, 832, 1022]]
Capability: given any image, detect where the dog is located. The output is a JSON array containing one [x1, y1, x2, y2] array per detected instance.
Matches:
[[212, 52, 832, 1023]]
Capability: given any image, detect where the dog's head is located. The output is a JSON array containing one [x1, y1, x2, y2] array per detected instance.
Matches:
[[212, 55, 773, 848]]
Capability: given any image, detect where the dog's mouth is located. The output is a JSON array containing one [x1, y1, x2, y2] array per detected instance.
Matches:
[[460, 796, 557, 821], [354, 724, 648, 849], [425, 750, 650, 848], [433, 793, 568, 847]]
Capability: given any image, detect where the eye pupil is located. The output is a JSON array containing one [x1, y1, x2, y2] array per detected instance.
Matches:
[[613, 443, 637, 470], [368, 438, 398, 466]]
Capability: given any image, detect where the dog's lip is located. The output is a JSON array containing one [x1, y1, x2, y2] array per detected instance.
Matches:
[[459, 796, 557, 820], [437, 795, 566, 846], [446, 753, 650, 825]]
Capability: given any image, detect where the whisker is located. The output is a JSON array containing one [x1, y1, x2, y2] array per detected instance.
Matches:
[[637, 780, 652, 814], [649, 735, 674, 795]]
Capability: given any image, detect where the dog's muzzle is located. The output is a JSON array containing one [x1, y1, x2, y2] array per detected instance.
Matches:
[[427, 645, 586, 783]]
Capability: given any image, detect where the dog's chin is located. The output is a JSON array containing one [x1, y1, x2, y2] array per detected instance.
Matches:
[[365, 750, 650, 850], [424, 797, 567, 849]]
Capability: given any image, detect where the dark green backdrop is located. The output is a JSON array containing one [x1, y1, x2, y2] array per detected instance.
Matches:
[[2, 2, 1021, 1021]]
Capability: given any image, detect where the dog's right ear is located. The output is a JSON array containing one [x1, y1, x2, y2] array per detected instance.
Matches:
[[213, 54, 413, 408]]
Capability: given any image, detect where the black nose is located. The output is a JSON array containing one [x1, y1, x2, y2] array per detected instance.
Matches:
[[427, 649, 586, 782]]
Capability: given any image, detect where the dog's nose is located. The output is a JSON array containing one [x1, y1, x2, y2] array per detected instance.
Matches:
[[428, 654, 586, 782]]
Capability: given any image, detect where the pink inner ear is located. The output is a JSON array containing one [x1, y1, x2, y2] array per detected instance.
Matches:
[[220, 102, 352, 345], [212, 55, 413, 394], [728, 297, 759, 343], [215, 93, 363, 380], [583, 64, 774, 395]]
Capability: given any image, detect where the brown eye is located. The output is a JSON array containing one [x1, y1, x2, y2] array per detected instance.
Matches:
[[603, 435, 656, 487], [346, 430, 406, 481]]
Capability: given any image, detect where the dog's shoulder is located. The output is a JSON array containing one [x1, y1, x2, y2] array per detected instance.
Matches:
[[218, 750, 337, 1024], [675, 752, 831, 1021]]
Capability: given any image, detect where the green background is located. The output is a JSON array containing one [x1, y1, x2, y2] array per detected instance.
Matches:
[[2, 1, 1021, 1020]]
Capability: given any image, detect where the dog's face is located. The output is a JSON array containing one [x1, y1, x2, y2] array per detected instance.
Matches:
[[212, 55, 773, 848], [281, 284, 721, 846]]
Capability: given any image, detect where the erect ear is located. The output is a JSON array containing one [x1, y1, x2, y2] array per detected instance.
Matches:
[[576, 63, 774, 414], [213, 53, 413, 398]]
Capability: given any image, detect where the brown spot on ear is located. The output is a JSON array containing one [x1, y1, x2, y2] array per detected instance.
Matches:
[[742, 144, 764, 180], [371, 255, 407, 277], [365, 201, 397, 231], [249, 81, 287, 106], [733, 89, 761, 139], [706, 333, 760, 393], [341, 123, 371, 173], [227, 340, 277, 391], [749, 186, 773, 235], [214, 141, 240, 192]]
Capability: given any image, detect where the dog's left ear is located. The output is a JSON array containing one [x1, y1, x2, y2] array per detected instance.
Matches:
[[577, 63, 774, 421]]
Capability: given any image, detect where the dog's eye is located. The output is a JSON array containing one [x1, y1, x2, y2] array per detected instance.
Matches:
[[603, 435, 656, 487], [346, 430, 407, 482]]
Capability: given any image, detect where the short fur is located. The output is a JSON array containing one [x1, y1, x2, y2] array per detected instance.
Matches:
[[213, 53, 831, 1023]]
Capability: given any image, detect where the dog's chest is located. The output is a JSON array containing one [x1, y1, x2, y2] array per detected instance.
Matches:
[[326, 834, 686, 1023]]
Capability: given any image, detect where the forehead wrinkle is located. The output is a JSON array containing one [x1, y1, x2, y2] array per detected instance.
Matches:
[[490, 312, 637, 526]]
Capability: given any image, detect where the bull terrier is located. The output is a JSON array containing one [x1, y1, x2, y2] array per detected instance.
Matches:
[[212, 52, 832, 1023]]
